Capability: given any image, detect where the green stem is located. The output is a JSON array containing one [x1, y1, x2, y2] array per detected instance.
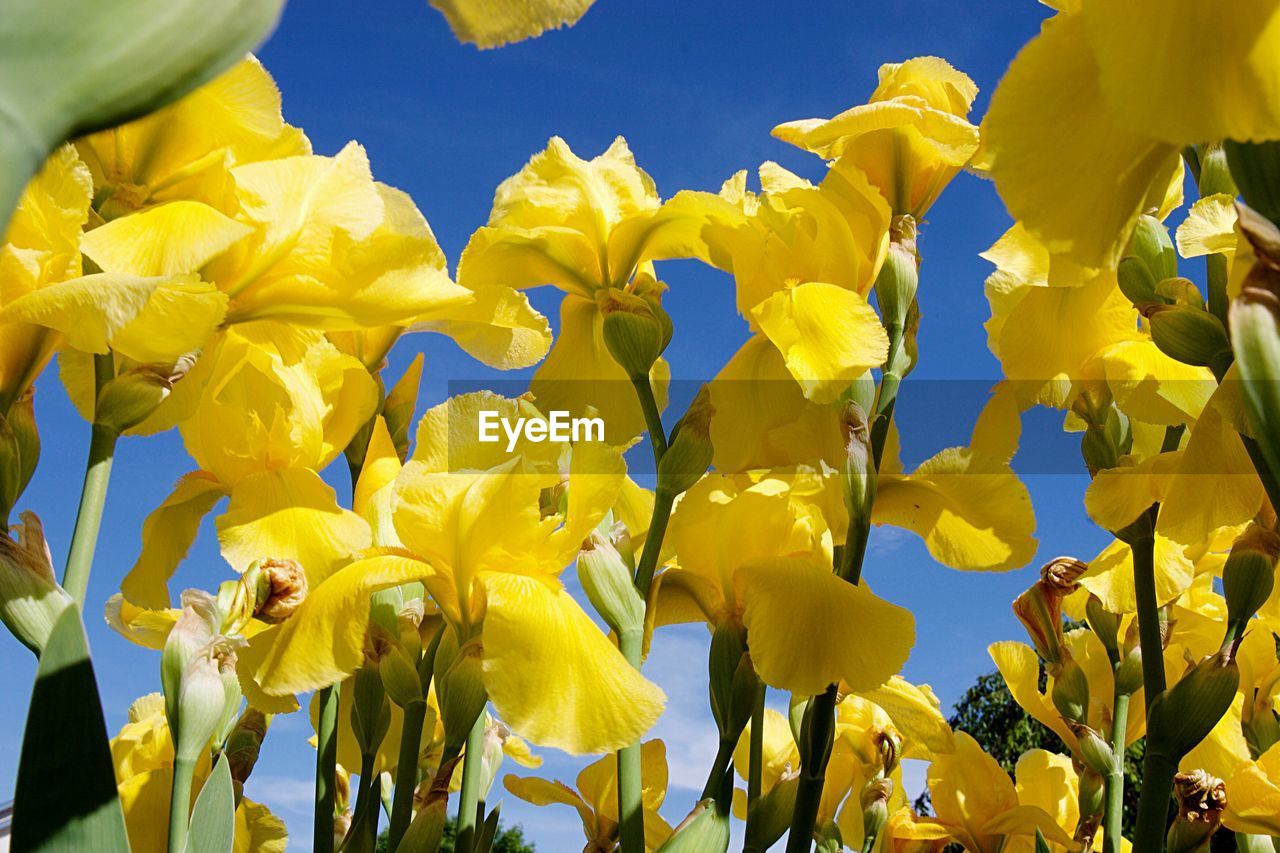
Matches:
[[617, 628, 646, 853], [700, 737, 737, 801], [1133, 751, 1177, 853], [1207, 253, 1230, 327], [632, 489, 674, 598], [168, 756, 196, 853], [62, 354, 119, 609], [747, 683, 766, 808], [631, 374, 668, 464], [388, 700, 427, 851], [456, 712, 486, 853], [1131, 522, 1166, 715], [1103, 687, 1130, 853], [786, 686, 838, 853], [314, 684, 340, 853]]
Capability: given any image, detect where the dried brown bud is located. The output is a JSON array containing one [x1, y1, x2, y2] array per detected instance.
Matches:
[[1173, 771, 1227, 823], [1013, 557, 1085, 667], [253, 558, 308, 623]]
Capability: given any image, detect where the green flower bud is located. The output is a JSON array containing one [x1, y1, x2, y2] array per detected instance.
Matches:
[[1129, 214, 1178, 283], [708, 622, 757, 742], [434, 633, 488, 755], [600, 279, 672, 379], [350, 663, 391, 758], [1050, 656, 1090, 724], [1115, 646, 1145, 696], [840, 400, 875, 540], [1117, 256, 1161, 306], [657, 386, 714, 498], [1085, 594, 1121, 659], [1076, 768, 1105, 842], [161, 590, 220, 730], [657, 798, 730, 853], [1229, 204, 1280, 487], [1079, 405, 1131, 477], [94, 356, 194, 434], [1147, 653, 1240, 761], [874, 216, 920, 335], [0, 511, 72, 654], [1154, 277, 1206, 309], [742, 774, 798, 853], [578, 531, 645, 637], [379, 641, 425, 709], [1069, 721, 1118, 776], [173, 639, 240, 763], [1225, 140, 1280, 227], [860, 777, 892, 841], [1197, 143, 1238, 200], [1222, 524, 1280, 642], [1166, 770, 1226, 853], [1142, 303, 1232, 372]]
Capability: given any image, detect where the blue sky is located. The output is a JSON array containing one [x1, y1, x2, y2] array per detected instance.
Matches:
[[0, 0, 1142, 849]]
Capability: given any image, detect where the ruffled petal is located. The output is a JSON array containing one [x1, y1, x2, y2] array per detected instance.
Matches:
[[413, 284, 551, 369], [121, 472, 228, 608], [81, 200, 252, 276], [428, 0, 596, 49]]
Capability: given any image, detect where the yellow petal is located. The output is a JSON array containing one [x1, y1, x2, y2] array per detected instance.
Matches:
[[117, 767, 174, 853], [577, 738, 669, 825], [502, 775, 594, 835], [740, 557, 913, 695], [1013, 750, 1079, 837], [530, 294, 667, 442], [983, 12, 1180, 267], [234, 798, 288, 853], [121, 472, 228, 609], [1078, 535, 1195, 612], [413, 284, 551, 369], [2, 273, 227, 363], [429, 0, 596, 49], [1223, 744, 1280, 835], [1084, 0, 1280, 144], [105, 594, 181, 650], [480, 572, 665, 754], [1083, 452, 1179, 532], [874, 447, 1037, 572], [1180, 693, 1250, 782], [750, 281, 889, 403], [81, 201, 252, 276], [856, 676, 955, 759], [1176, 194, 1239, 260], [217, 467, 372, 586], [248, 554, 432, 696], [927, 731, 1023, 852], [1097, 339, 1215, 426], [990, 641, 1078, 751]]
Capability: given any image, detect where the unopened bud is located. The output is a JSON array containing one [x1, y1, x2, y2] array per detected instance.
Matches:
[[174, 640, 240, 762], [708, 622, 758, 743], [0, 512, 72, 653], [1084, 594, 1121, 658], [1166, 770, 1226, 853], [252, 558, 309, 623], [434, 634, 488, 755], [1222, 524, 1280, 642], [95, 358, 191, 434], [658, 798, 731, 853], [1115, 646, 1144, 696], [350, 664, 391, 757], [1076, 768, 1105, 840], [657, 386, 714, 498], [379, 641, 425, 709], [225, 708, 270, 794], [1051, 656, 1090, 724], [840, 401, 875, 537], [578, 531, 644, 636], [1142, 303, 1232, 372], [874, 216, 920, 335], [1147, 653, 1241, 761], [861, 777, 892, 840], [600, 280, 672, 379], [1225, 140, 1280, 227], [1155, 277, 1206, 309], [1129, 214, 1178, 283], [1069, 721, 1117, 776], [1118, 256, 1160, 306], [161, 590, 220, 729], [742, 772, 798, 853], [1013, 557, 1085, 667]]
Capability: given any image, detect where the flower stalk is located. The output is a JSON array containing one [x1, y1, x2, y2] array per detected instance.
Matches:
[[313, 683, 341, 853], [62, 352, 118, 609], [455, 711, 487, 853]]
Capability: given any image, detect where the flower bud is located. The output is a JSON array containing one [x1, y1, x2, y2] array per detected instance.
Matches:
[[1075, 768, 1105, 847], [0, 511, 72, 653], [1084, 594, 1121, 658], [1222, 524, 1280, 642], [1225, 140, 1280, 227], [1079, 405, 1131, 477], [708, 622, 758, 742], [1050, 656, 1090, 725], [1229, 203, 1280, 484], [874, 216, 920, 335], [1166, 770, 1226, 853], [578, 531, 644, 636], [350, 664, 391, 758], [1068, 721, 1117, 776], [161, 590, 220, 729], [379, 640, 425, 709], [252, 558, 309, 623], [742, 772, 798, 853], [1115, 646, 1145, 696], [657, 386, 714, 498], [861, 777, 892, 841], [1147, 653, 1240, 761], [1013, 557, 1085, 667], [1118, 256, 1161, 306], [1142, 303, 1232, 372], [1129, 214, 1178, 283], [1155, 277, 1206, 309], [434, 634, 488, 755], [224, 707, 270, 794], [660, 798, 731, 853], [840, 400, 875, 543], [94, 357, 192, 435], [173, 640, 240, 763], [600, 280, 672, 379]]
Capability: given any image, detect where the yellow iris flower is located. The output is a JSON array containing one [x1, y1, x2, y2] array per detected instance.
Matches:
[[504, 739, 673, 852], [698, 163, 892, 406], [922, 732, 1076, 853], [457, 136, 731, 440], [119, 325, 377, 609], [657, 471, 913, 696], [111, 693, 287, 853], [982, 1, 1280, 268], [773, 57, 980, 218], [1224, 743, 1280, 836], [0, 145, 92, 412]]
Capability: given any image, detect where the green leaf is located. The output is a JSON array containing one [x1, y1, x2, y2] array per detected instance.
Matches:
[[184, 756, 235, 853], [11, 608, 129, 853], [0, 0, 286, 232]]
